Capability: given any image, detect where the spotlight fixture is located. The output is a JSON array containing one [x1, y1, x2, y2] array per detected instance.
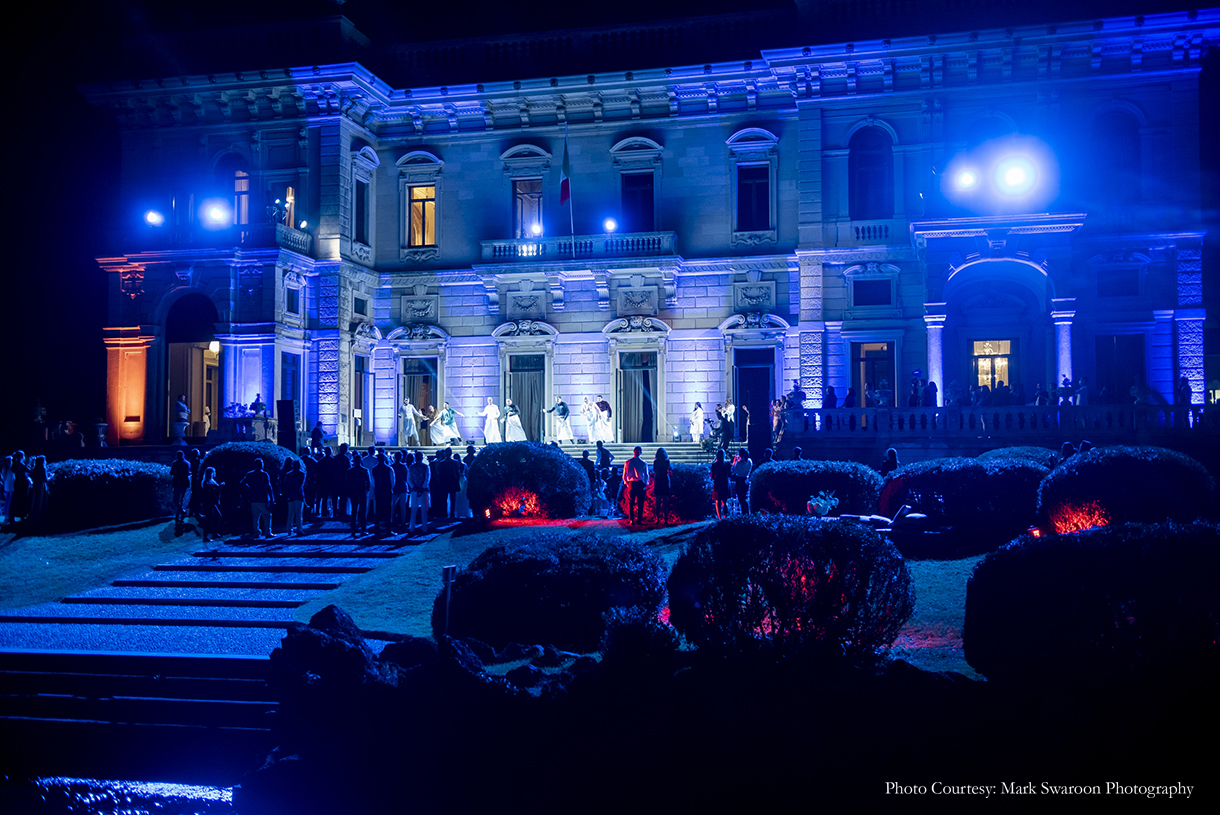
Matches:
[[955, 170, 978, 190], [208, 340, 220, 353], [603, 217, 618, 233], [144, 210, 165, 226], [530, 223, 543, 237], [995, 156, 1037, 195], [299, 220, 308, 229]]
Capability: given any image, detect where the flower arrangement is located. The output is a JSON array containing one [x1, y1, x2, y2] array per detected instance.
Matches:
[[806, 490, 839, 517]]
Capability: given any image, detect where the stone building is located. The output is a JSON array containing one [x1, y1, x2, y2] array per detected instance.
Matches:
[[85, 8, 1217, 448]]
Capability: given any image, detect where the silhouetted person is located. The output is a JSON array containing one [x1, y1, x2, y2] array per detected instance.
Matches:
[[346, 455, 371, 536], [652, 448, 672, 526], [596, 440, 614, 469], [710, 450, 731, 521], [437, 448, 463, 520], [408, 451, 430, 534], [310, 422, 324, 452], [283, 459, 306, 536], [731, 448, 752, 514], [240, 458, 275, 538], [880, 448, 899, 477], [391, 452, 410, 531], [580, 449, 596, 489], [371, 452, 396, 535], [170, 451, 191, 524], [198, 467, 223, 542], [623, 446, 649, 526], [792, 446, 804, 461]]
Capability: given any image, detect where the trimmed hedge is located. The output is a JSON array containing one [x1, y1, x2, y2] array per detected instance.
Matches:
[[879, 457, 1049, 553], [1037, 446, 1214, 534], [616, 462, 713, 524], [748, 460, 883, 516], [964, 522, 1220, 681], [466, 442, 591, 519], [977, 446, 1058, 468], [431, 533, 666, 651], [201, 442, 300, 529], [666, 515, 913, 666], [45, 459, 173, 530]]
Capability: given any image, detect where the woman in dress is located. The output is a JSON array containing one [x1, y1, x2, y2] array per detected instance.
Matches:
[[595, 395, 614, 443], [479, 397, 502, 444], [690, 402, 705, 442], [580, 396, 597, 441], [503, 398, 528, 442], [431, 401, 466, 445], [709, 449, 731, 521], [652, 447, 672, 526], [198, 467, 224, 542]]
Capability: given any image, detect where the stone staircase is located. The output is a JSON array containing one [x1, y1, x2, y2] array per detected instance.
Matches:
[[401, 439, 715, 465]]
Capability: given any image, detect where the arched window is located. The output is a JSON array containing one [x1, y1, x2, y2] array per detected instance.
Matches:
[[1091, 111, 1141, 206], [849, 127, 893, 221]]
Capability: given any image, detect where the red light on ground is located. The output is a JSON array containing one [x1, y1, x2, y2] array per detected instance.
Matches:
[[483, 508, 492, 519], [1028, 526, 1043, 538]]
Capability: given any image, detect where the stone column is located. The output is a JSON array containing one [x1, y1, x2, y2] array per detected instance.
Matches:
[[923, 304, 947, 406], [102, 327, 154, 446], [1050, 297, 1077, 388]]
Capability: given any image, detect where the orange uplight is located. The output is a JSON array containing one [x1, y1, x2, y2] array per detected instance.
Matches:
[[1049, 501, 1110, 534], [483, 508, 492, 519], [1028, 526, 1043, 538]]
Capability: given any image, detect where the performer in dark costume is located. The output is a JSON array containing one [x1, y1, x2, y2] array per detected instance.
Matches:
[[543, 396, 574, 443]]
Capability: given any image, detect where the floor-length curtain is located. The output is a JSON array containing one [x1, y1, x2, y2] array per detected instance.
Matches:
[[622, 369, 644, 443], [510, 370, 543, 441]]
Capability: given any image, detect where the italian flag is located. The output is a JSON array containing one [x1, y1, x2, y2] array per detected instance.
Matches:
[[560, 130, 571, 205]]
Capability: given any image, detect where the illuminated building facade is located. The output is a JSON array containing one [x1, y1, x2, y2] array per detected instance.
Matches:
[[85, 9, 1217, 447]]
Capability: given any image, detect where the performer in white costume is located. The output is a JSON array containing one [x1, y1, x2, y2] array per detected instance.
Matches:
[[479, 397, 502, 443], [594, 394, 614, 443], [430, 401, 466, 445], [503, 398, 528, 442], [691, 402, 705, 441], [580, 396, 597, 440], [543, 396, 574, 443], [399, 397, 425, 447]]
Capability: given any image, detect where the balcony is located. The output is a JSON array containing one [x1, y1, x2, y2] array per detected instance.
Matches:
[[120, 222, 313, 257], [481, 231, 676, 262], [825, 219, 905, 248]]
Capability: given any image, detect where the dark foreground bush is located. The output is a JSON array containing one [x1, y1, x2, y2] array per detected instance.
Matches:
[[879, 457, 1048, 554], [431, 533, 666, 651], [1037, 446, 1214, 533], [749, 459, 882, 515], [667, 515, 913, 666], [616, 462, 713, 523], [466, 442, 591, 519], [977, 446, 1058, 468], [45, 459, 172, 530], [201, 442, 299, 529], [964, 522, 1220, 682]]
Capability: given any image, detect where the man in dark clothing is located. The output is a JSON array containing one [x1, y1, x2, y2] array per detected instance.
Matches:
[[310, 422, 324, 452], [240, 458, 275, 538], [371, 452, 396, 535], [580, 450, 596, 489], [391, 451, 410, 531], [437, 449, 463, 520], [463, 445, 477, 468], [408, 451, 431, 535], [792, 446, 804, 461], [789, 379, 806, 408], [622, 446, 650, 526], [170, 451, 191, 524], [186, 448, 203, 520], [596, 440, 614, 469], [283, 459, 306, 536], [346, 455, 371, 536]]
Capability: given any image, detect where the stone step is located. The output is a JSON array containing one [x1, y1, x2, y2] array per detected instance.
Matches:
[[190, 547, 400, 559], [153, 562, 373, 574], [0, 692, 273, 730], [1, 602, 297, 625], [0, 622, 287, 656], [114, 571, 347, 590], [68, 586, 319, 604], [61, 596, 303, 609]]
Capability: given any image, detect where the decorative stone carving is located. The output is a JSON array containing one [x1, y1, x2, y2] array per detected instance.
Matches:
[[400, 295, 437, 321], [609, 316, 663, 333], [617, 286, 657, 316], [404, 248, 439, 263], [501, 319, 548, 336], [732, 280, 775, 312], [507, 293, 545, 320], [353, 321, 378, 340], [120, 269, 145, 299], [351, 241, 372, 264]]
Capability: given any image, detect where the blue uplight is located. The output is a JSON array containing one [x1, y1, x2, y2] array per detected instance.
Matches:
[[995, 156, 1037, 195], [603, 217, 618, 233], [955, 170, 978, 190], [144, 210, 165, 226]]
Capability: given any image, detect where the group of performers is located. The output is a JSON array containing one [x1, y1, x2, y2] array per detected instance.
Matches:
[[397, 393, 615, 446], [689, 397, 742, 448]]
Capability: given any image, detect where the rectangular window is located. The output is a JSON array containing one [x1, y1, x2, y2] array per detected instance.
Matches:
[[853, 279, 892, 307], [513, 178, 543, 239], [620, 173, 655, 233], [409, 186, 436, 247], [736, 165, 769, 232], [354, 179, 369, 245], [286, 288, 300, 315], [354, 297, 368, 316], [233, 170, 249, 225], [281, 352, 301, 404]]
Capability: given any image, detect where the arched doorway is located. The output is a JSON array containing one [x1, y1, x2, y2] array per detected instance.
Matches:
[[165, 293, 221, 439]]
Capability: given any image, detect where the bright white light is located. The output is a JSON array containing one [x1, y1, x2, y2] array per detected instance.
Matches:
[[207, 206, 228, 223], [956, 170, 978, 190], [603, 218, 618, 233], [995, 156, 1037, 195], [208, 340, 220, 353], [144, 210, 165, 226], [299, 220, 308, 229], [530, 223, 543, 237]]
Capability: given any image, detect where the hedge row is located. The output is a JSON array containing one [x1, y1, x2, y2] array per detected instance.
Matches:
[[45, 459, 173, 531], [748, 460, 882, 516]]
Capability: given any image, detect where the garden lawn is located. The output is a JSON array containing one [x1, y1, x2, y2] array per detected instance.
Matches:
[[0, 521, 198, 610], [294, 519, 706, 637], [889, 554, 985, 679]]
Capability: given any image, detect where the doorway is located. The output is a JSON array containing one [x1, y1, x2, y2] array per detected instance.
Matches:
[[617, 352, 657, 443], [852, 342, 894, 407], [402, 357, 438, 444], [1096, 334, 1146, 402], [971, 340, 1016, 391], [733, 348, 773, 450], [165, 293, 221, 440], [508, 354, 545, 441]]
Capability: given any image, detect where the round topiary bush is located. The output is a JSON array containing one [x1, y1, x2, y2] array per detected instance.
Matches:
[[201, 441, 300, 529], [963, 522, 1220, 682], [1036, 446, 1214, 534], [748, 460, 882, 516], [45, 459, 173, 530], [616, 462, 713, 524], [666, 515, 914, 666], [977, 446, 1058, 468], [878, 457, 1048, 554], [466, 442, 591, 519], [431, 533, 666, 651]]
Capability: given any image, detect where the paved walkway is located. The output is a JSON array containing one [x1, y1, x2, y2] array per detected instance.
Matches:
[[0, 520, 456, 657]]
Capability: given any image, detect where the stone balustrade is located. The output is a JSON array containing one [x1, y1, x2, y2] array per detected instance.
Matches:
[[481, 231, 676, 261]]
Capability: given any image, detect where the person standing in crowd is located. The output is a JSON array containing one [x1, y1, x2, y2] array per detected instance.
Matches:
[[362, 446, 378, 524], [28, 457, 49, 528], [480, 397, 502, 444], [240, 458, 275, 539], [371, 452, 396, 536], [438, 448, 463, 520], [283, 458, 306, 536], [463, 444, 478, 468], [880, 448, 900, 478], [310, 422, 324, 452], [596, 440, 614, 470], [622, 446, 650, 526], [0, 455, 14, 525], [652, 447, 672, 526], [317, 447, 336, 519], [579, 450, 596, 490], [408, 450, 431, 535], [710, 449, 731, 521], [170, 451, 191, 525], [760, 447, 774, 465], [731, 447, 752, 514], [391, 452, 410, 532], [186, 448, 203, 520], [792, 446, 804, 461], [198, 467, 223, 542], [346, 454, 371, 536], [9, 451, 31, 525], [543, 396, 574, 444], [691, 402, 705, 442], [922, 380, 939, 408], [825, 385, 838, 410]]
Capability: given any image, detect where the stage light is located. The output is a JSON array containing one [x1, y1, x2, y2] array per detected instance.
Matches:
[[299, 220, 308, 229], [208, 340, 220, 353], [995, 156, 1036, 195], [530, 223, 543, 237], [603, 217, 618, 233], [955, 170, 978, 190], [199, 198, 232, 228], [144, 210, 165, 226]]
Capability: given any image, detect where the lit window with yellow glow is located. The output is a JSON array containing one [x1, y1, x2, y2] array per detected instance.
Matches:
[[409, 186, 436, 247], [972, 340, 1012, 389]]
